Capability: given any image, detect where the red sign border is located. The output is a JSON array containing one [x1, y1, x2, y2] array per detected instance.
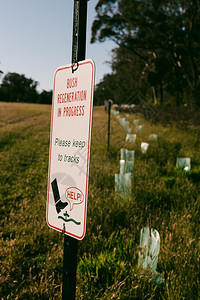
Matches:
[[46, 59, 95, 240]]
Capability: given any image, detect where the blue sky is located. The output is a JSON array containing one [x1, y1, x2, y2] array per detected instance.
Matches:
[[0, 0, 115, 91]]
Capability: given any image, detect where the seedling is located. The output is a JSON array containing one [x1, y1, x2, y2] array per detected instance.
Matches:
[[176, 157, 191, 172], [141, 142, 149, 153], [126, 134, 137, 143]]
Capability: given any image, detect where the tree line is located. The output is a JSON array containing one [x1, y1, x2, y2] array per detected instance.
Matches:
[[92, 0, 200, 107], [0, 71, 52, 104], [1, 0, 200, 107]]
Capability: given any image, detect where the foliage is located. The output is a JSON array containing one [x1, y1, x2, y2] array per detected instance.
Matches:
[[37, 90, 52, 105], [94, 73, 117, 105], [0, 103, 199, 299], [0, 72, 38, 102], [92, 0, 200, 105], [0, 72, 52, 104]]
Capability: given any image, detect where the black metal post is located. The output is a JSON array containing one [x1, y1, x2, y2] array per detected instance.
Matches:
[[62, 235, 78, 300], [62, 1, 88, 299], [77, 0, 88, 62], [71, 0, 79, 65], [107, 100, 112, 152]]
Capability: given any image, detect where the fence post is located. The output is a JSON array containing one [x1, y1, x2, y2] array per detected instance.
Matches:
[[107, 100, 112, 152]]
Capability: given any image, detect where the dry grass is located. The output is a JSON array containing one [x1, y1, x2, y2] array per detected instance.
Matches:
[[0, 102, 199, 299]]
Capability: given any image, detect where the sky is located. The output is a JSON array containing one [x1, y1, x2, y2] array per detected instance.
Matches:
[[0, 0, 115, 92]]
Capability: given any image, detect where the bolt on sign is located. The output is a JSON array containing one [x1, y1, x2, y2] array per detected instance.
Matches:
[[47, 59, 95, 240]]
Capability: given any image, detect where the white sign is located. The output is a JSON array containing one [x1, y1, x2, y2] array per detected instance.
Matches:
[[47, 59, 95, 240]]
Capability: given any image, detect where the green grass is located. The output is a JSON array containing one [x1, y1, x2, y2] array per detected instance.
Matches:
[[0, 103, 199, 299]]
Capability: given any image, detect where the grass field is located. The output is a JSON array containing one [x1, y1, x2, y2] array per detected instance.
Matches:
[[0, 102, 199, 299]]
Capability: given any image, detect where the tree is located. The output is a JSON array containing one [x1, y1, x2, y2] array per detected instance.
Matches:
[[37, 90, 52, 104], [0, 72, 38, 103], [91, 0, 200, 105], [94, 73, 117, 105]]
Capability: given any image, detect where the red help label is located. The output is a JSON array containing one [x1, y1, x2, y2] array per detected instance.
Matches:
[[65, 187, 84, 211]]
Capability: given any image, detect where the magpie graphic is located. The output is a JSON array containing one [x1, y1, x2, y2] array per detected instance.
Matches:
[[51, 178, 68, 213]]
